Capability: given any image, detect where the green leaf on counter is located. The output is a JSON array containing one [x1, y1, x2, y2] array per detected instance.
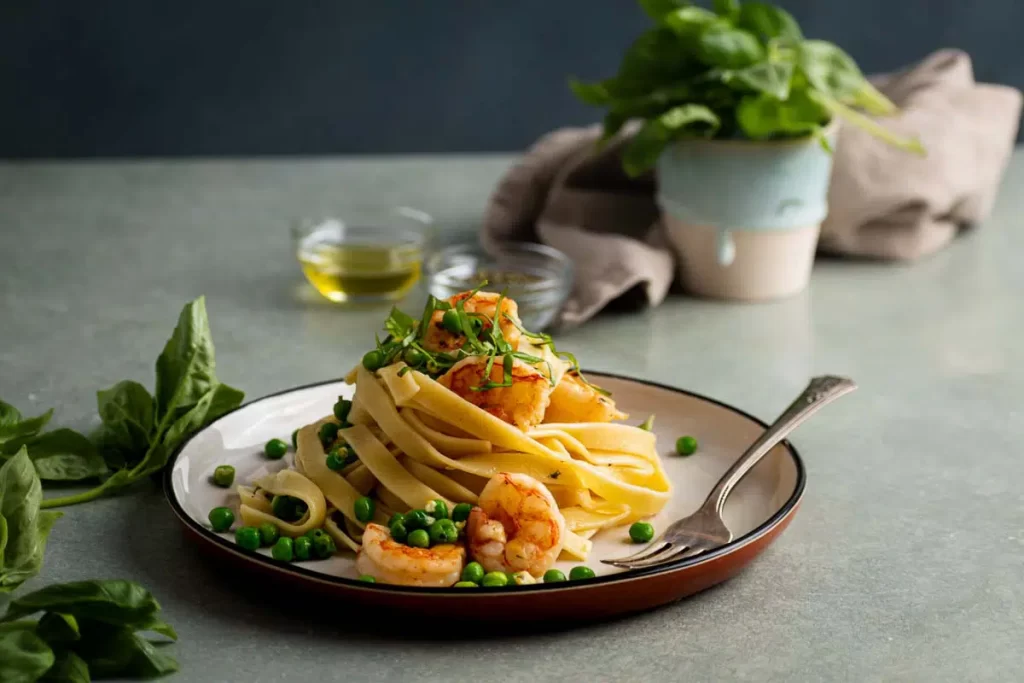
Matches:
[[0, 624, 55, 683], [0, 449, 62, 592], [1, 430, 108, 482], [1, 580, 162, 629], [0, 403, 54, 447], [75, 621, 178, 679]]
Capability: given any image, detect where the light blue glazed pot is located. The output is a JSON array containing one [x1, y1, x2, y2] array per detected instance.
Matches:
[[656, 126, 837, 300]]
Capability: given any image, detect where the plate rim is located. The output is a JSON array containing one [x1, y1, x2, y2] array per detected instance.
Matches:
[[163, 371, 806, 595]]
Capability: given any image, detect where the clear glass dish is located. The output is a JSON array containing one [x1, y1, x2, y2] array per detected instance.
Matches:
[[425, 242, 573, 331], [292, 207, 432, 304]]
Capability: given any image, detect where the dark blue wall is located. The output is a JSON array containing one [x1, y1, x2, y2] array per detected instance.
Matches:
[[2, 0, 1021, 157]]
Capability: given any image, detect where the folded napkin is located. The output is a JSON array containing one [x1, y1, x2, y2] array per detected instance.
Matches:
[[482, 49, 1022, 327]]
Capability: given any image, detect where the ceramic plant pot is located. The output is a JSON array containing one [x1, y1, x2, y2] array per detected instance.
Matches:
[[657, 127, 836, 301]]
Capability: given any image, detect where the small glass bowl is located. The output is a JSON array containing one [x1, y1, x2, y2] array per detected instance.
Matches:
[[425, 242, 574, 331], [292, 207, 432, 304]]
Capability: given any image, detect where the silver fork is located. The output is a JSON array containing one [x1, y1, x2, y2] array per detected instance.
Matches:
[[602, 375, 857, 570]]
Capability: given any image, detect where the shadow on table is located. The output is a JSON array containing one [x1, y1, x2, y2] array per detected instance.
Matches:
[[116, 490, 730, 642]]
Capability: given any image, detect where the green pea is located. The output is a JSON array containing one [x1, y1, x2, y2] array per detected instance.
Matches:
[[211, 465, 235, 488], [208, 506, 234, 532], [319, 422, 340, 449], [543, 569, 567, 583], [403, 347, 426, 366], [389, 519, 409, 542], [506, 572, 519, 586], [341, 444, 358, 466], [451, 502, 473, 523], [629, 521, 655, 544], [388, 512, 407, 527], [407, 529, 430, 548], [312, 533, 337, 559], [271, 495, 308, 523], [294, 536, 312, 561], [426, 499, 448, 520], [428, 519, 458, 545], [675, 435, 698, 456], [325, 448, 346, 471], [234, 526, 261, 551], [569, 565, 596, 581], [291, 428, 299, 449], [461, 561, 485, 584], [404, 509, 433, 530], [259, 522, 280, 547], [441, 309, 462, 333], [481, 571, 509, 588], [264, 438, 288, 459], [362, 349, 385, 371], [354, 496, 375, 523], [333, 398, 352, 422], [271, 537, 294, 562], [304, 528, 327, 541], [358, 574, 376, 583], [453, 581, 478, 588]]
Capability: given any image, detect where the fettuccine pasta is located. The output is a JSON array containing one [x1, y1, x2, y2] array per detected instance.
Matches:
[[234, 286, 671, 586]]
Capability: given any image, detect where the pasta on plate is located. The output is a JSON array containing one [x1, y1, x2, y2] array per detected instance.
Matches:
[[237, 287, 671, 587]]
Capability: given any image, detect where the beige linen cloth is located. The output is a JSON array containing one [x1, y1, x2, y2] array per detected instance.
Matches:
[[482, 50, 1022, 327]]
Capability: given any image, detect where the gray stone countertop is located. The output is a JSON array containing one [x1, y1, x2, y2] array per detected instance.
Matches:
[[1, 155, 1022, 682]]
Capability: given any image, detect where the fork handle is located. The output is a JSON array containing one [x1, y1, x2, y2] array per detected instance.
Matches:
[[703, 375, 857, 514]]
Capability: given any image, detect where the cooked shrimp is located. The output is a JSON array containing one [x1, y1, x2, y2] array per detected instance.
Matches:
[[466, 472, 565, 577], [438, 355, 551, 430], [543, 372, 627, 423], [355, 523, 465, 587], [421, 291, 522, 354]]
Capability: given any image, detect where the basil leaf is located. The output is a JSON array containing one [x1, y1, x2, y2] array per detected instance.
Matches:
[[95, 380, 154, 467], [154, 296, 220, 423], [0, 449, 62, 592], [40, 650, 90, 683], [384, 306, 417, 341], [695, 23, 764, 69], [617, 28, 693, 92], [737, 2, 803, 43], [725, 61, 794, 100], [74, 621, 178, 679], [737, 90, 827, 138], [663, 6, 718, 39], [160, 383, 242, 455], [622, 104, 720, 177], [0, 580, 161, 629], [0, 624, 55, 683], [798, 39, 896, 116], [0, 401, 22, 429], [0, 407, 54, 446], [1, 430, 107, 482]]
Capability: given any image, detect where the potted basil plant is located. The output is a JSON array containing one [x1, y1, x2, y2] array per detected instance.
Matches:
[[571, 0, 924, 300]]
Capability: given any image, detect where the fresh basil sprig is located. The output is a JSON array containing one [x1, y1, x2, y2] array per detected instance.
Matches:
[[571, 0, 925, 176], [34, 297, 244, 509], [0, 447, 179, 681]]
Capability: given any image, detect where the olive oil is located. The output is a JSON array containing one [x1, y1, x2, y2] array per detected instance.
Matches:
[[298, 242, 422, 302]]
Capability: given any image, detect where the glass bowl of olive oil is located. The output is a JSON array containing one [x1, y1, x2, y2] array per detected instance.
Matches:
[[294, 207, 431, 304]]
